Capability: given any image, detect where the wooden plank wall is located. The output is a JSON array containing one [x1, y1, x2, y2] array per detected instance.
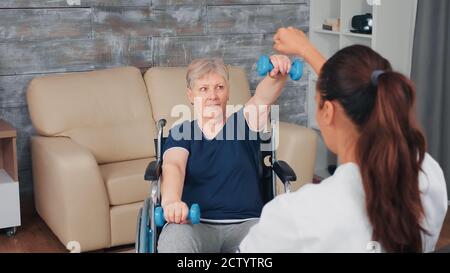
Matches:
[[0, 0, 310, 196]]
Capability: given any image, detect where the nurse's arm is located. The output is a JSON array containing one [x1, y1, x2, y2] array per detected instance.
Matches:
[[302, 46, 326, 76], [161, 148, 189, 223], [273, 27, 326, 76], [239, 196, 301, 252]]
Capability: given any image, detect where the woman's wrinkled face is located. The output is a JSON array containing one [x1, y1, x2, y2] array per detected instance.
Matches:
[[188, 72, 229, 120]]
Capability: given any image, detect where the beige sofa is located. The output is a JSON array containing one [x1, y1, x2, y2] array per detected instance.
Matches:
[[26, 66, 317, 252]]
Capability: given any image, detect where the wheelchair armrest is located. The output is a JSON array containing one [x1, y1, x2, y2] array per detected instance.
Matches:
[[272, 160, 297, 184], [144, 160, 162, 181]]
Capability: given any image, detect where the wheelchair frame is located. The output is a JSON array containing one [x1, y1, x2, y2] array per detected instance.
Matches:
[[135, 118, 297, 253]]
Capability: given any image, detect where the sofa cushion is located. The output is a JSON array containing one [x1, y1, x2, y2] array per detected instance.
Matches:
[[144, 66, 251, 129], [99, 158, 152, 206], [110, 201, 142, 247], [27, 66, 157, 164]]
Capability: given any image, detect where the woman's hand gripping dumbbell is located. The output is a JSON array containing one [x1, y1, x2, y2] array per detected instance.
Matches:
[[257, 55, 304, 81], [156, 202, 201, 227]]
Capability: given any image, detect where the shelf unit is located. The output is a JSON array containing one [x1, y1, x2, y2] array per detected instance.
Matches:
[[0, 119, 21, 236], [308, 0, 418, 178]]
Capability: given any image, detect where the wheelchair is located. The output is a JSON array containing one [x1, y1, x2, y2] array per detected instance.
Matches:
[[135, 118, 297, 253]]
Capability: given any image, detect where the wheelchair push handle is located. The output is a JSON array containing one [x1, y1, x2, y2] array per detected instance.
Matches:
[[158, 119, 167, 129], [256, 55, 303, 81], [154, 203, 201, 227]]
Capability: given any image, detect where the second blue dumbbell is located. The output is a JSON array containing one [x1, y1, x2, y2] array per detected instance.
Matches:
[[154, 203, 201, 227], [257, 55, 304, 81]]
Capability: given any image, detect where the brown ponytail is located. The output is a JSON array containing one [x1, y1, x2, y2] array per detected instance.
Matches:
[[318, 45, 427, 252]]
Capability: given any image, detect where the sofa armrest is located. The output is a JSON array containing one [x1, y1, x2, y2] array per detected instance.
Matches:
[[31, 136, 111, 252], [277, 122, 318, 192]]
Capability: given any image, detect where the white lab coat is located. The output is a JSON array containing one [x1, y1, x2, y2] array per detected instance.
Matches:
[[239, 153, 448, 253]]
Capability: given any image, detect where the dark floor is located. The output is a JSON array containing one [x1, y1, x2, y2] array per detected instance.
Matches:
[[0, 194, 133, 253], [0, 194, 449, 253]]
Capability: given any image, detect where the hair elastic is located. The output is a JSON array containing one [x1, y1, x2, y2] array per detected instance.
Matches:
[[371, 70, 385, 86]]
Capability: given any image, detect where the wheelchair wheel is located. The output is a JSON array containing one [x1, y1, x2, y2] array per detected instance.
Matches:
[[136, 198, 157, 253], [135, 208, 143, 252], [137, 200, 150, 253]]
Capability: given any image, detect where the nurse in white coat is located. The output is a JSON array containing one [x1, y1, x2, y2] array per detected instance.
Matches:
[[239, 27, 448, 253]]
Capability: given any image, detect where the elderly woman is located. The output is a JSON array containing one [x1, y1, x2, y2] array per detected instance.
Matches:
[[157, 56, 292, 253]]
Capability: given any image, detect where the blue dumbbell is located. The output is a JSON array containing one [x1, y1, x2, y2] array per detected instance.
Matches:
[[257, 55, 304, 81], [154, 203, 201, 227]]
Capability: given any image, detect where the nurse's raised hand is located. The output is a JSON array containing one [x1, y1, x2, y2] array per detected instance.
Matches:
[[273, 27, 313, 58], [274, 27, 326, 75]]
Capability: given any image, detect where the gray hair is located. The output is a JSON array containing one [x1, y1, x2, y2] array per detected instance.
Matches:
[[186, 58, 229, 89]]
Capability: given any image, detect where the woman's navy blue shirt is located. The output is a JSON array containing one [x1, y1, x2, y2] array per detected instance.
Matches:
[[162, 108, 263, 220]]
